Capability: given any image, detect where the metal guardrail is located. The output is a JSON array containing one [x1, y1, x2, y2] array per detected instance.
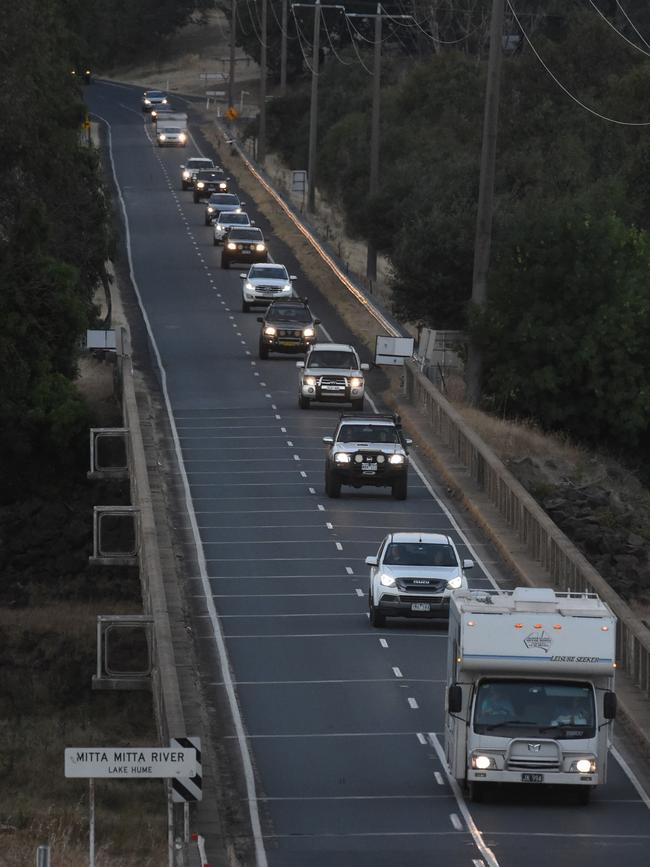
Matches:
[[404, 360, 650, 700]]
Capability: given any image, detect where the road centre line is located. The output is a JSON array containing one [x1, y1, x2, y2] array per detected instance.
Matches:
[[434, 772, 445, 785], [450, 814, 463, 831], [408, 697, 419, 709], [393, 667, 403, 678], [346, 566, 354, 574], [416, 733, 427, 744], [379, 639, 389, 648], [221, 730, 445, 739]]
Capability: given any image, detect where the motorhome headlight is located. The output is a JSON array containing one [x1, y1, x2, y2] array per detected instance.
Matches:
[[334, 453, 351, 464], [571, 758, 596, 774], [349, 377, 362, 388], [388, 453, 405, 464], [179, 132, 187, 142], [379, 573, 396, 588], [447, 575, 463, 590], [471, 753, 497, 770], [158, 134, 166, 141]]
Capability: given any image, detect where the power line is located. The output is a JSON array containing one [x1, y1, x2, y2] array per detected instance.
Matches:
[[320, 9, 353, 65], [344, 15, 375, 73], [268, 0, 297, 40], [508, 0, 650, 126], [291, 5, 318, 73], [586, 0, 650, 58], [615, 0, 650, 53]]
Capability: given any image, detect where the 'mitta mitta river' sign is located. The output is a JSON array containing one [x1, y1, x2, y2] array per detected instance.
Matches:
[[64, 747, 197, 778]]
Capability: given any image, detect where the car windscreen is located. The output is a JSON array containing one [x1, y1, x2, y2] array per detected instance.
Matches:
[[384, 543, 457, 567], [189, 159, 213, 169], [229, 229, 263, 241], [268, 306, 311, 323], [208, 194, 238, 205], [250, 266, 286, 280], [473, 679, 596, 740], [337, 425, 398, 444], [218, 213, 249, 224], [307, 351, 355, 369], [146, 91, 165, 98]]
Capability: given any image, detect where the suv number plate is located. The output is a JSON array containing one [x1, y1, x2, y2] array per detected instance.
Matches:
[[521, 773, 544, 784], [411, 602, 431, 612], [361, 462, 377, 473]]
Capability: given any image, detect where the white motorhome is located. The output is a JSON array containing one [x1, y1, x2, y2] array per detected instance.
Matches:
[[445, 587, 617, 804], [156, 112, 188, 147]]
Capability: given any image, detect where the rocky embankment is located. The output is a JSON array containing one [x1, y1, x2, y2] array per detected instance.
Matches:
[[509, 456, 650, 606]]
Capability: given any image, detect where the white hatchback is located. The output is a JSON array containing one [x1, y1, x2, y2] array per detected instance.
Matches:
[[366, 532, 474, 627], [240, 263, 296, 312]]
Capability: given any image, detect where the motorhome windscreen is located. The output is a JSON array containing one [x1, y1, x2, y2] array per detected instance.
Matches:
[[473, 679, 596, 739]]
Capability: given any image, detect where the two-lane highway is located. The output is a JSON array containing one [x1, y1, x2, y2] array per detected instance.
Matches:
[[87, 81, 650, 867]]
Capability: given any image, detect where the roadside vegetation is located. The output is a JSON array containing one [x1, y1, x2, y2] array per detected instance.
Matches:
[[259, 4, 650, 470]]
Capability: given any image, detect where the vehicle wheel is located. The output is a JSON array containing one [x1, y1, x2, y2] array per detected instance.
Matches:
[[369, 602, 386, 628], [299, 396, 311, 410], [351, 396, 365, 411], [467, 781, 485, 803], [193, 193, 199, 204], [259, 342, 269, 360], [325, 468, 341, 498], [221, 258, 230, 270], [392, 475, 408, 500], [575, 786, 591, 806], [242, 300, 250, 313]]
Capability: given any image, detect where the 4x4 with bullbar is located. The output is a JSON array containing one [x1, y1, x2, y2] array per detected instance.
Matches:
[[322, 414, 411, 499], [296, 343, 369, 410], [258, 299, 319, 358]]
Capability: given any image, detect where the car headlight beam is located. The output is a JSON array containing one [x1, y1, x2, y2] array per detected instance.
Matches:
[[379, 573, 396, 587], [303, 327, 315, 338], [388, 454, 405, 464], [264, 326, 276, 336], [349, 377, 362, 388], [447, 575, 463, 589], [334, 453, 351, 464]]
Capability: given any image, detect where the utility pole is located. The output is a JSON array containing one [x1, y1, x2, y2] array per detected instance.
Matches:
[[228, 0, 236, 111], [347, 7, 410, 283], [307, 0, 321, 212], [258, 0, 268, 163], [280, 0, 288, 96], [466, 0, 504, 406]]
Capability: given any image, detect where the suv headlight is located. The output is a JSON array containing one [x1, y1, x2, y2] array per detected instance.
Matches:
[[197, 182, 205, 189], [303, 327, 315, 338], [283, 283, 292, 291], [245, 282, 255, 291], [388, 454, 405, 464], [227, 242, 237, 250], [334, 453, 351, 464], [349, 377, 362, 388], [570, 758, 596, 774], [447, 575, 463, 589], [255, 243, 266, 252], [264, 326, 276, 336], [304, 376, 316, 386], [183, 170, 191, 179], [471, 753, 497, 770], [219, 182, 227, 189], [379, 573, 396, 587]]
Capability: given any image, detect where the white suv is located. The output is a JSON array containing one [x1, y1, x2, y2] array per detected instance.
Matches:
[[297, 343, 369, 410], [240, 263, 296, 312], [366, 532, 474, 627]]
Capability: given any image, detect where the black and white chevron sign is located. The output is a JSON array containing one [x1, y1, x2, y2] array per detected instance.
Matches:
[[171, 736, 202, 802]]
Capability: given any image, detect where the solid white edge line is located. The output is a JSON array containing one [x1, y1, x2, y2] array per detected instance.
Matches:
[[94, 111, 268, 867], [428, 733, 499, 867], [610, 745, 650, 811]]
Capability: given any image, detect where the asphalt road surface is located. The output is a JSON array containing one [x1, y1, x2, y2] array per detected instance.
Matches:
[[87, 82, 650, 867]]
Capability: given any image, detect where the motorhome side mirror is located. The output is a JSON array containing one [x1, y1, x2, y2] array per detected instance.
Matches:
[[365, 555, 378, 567], [604, 691, 617, 720], [448, 685, 463, 715], [463, 559, 474, 570], [322, 436, 334, 445], [360, 363, 370, 371], [296, 361, 305, 369]]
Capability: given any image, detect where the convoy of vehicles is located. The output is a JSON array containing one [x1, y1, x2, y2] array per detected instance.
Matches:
[[445, 587, 617, 804], [151, 108, 619, 815]]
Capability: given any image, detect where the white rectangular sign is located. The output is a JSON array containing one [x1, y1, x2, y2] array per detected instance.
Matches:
[[65, 747, 197, 779], [375, 335, 414, 366]]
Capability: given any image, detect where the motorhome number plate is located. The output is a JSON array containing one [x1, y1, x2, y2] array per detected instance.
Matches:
[[411, 602, 431, 612], [521, 773, 544, 784]]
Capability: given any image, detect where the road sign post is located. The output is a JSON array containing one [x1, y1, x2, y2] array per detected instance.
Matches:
[[65, 746, 197, 866]]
